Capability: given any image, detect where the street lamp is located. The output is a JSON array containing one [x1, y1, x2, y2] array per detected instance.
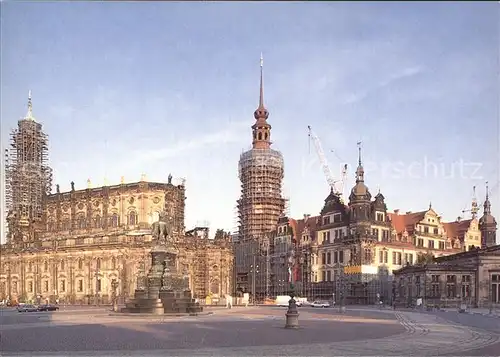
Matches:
[[249, 257, 259, 305], [111, 279, 119, 312]]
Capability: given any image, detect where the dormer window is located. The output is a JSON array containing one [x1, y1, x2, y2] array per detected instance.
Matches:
[[323, 216, 330, 225]]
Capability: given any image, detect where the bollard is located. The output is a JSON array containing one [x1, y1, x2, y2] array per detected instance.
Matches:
[[285, 294, 299, 329]]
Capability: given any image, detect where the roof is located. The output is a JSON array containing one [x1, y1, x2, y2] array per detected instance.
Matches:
[[388, 211, 427, 234], [434, 244, 500, 263], [393, 262, 476, 275], [442, 219, 472, 241], [296, 215, 320, 240]]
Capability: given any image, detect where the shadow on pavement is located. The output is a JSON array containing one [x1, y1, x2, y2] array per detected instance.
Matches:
[[0, 314, 406, 353]]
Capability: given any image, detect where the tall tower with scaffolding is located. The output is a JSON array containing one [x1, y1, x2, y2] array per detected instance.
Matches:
[[237, 55, 286, 242], [4, 91, 53, 245]]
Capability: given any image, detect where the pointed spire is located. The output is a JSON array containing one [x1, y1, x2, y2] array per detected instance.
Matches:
[[484, 181, 491, 214], [429, 201, 432, 210], [259, 52, 264, 109], [252, 53, 271, 149], [26, 90, 34, 121], [357, 141, 362, 166], [254, 53, 269, 121], [355, 141, 364, 182]]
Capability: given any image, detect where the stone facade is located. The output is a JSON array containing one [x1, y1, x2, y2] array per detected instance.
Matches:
[[0, 181, 233, 305], [393, 245, 500, 308]]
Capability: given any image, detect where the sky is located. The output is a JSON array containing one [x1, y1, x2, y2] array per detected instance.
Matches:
[[1, 2, 499, 242]]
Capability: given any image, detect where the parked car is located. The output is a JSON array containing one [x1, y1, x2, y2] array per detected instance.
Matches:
[[37, 304, 59, 312], [17, 304, 38, 312], [310, 300, 330, 308]]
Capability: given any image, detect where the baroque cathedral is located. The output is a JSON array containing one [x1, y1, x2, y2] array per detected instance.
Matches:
[[0, 93, 233, 305]]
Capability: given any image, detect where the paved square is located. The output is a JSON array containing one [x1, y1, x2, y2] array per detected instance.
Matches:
[[1, 306, 499, 356]]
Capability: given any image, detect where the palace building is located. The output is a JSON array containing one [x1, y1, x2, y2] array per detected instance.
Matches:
[[258, 144, 497, 304]]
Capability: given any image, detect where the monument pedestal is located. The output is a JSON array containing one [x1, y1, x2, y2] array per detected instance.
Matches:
[[121, 245, 202, 315]]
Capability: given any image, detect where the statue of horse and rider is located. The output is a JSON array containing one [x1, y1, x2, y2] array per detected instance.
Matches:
[[151, 211, 176, 246]]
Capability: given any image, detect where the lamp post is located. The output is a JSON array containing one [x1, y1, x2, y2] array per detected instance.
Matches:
[[285, 249, 299, 329], [249, 256, 259, 305], [111, 279, 119, 312]]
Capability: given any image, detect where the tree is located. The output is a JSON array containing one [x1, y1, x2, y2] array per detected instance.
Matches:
[[416, 251, 435, 264]]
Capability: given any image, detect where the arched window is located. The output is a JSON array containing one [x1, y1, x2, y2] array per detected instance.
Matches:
[[94, 215, 101, 229], [264, 132, 268, 140], [210, 280, 220, 295], [62, 219, 71, 231], [77, 215, 86, 229], [128, 211, 137, 226], [78, 259, 83, 269], [258, 132, 262, 140], [110, 214, 119, 228], [96, 258, 101, 270], [44, 261, 48, 272]]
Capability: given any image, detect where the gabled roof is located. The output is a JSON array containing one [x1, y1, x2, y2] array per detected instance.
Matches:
[[296, 215, 320, 240], [388, 211, 427, 234], [442, 219, 472, 241]]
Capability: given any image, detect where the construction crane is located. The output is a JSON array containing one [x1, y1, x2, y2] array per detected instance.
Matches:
[[462, 185, 479, 219], [307, 125, 348, 198]]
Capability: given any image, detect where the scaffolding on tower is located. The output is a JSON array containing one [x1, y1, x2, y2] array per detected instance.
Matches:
[[4, 92, 52, 244]]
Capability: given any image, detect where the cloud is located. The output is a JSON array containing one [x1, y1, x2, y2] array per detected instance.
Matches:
[[343, 66, 424, 104], [130, 120, 249, 163]]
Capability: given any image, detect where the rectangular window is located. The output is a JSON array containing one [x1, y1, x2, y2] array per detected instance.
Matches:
[[446, 275, 457, 298], [326, 270, 331, 282], [439, 241, 445, 250], [334, 251, 338, 264], [78, 280, 83, 292], [382, 230, 389, 242], [379, 250, 384, 263], [424, 226, 429, 234], [428, 240, 435, 249], [321, 271, 326, 282], [492, 274, 500, 304], [433, 228, 439, 235], [322, 253, 326, 265], [323, 216, 330, 225], [431, 275, 440, 297], [327, 253, 331, 265], [97, 279, 102, 292], [60, 280, 66, 292], [415, 276, 421, 297], [392, 251, 397, 265], [339, 251, 344, 263], [408, 254, 413, 265], [418, 238, 424, 247]]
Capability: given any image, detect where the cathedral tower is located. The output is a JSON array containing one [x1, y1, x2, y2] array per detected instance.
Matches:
[[5, 91, 53, 245]]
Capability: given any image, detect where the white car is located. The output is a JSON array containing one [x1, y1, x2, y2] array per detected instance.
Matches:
[[310, 300, 330, 308]]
